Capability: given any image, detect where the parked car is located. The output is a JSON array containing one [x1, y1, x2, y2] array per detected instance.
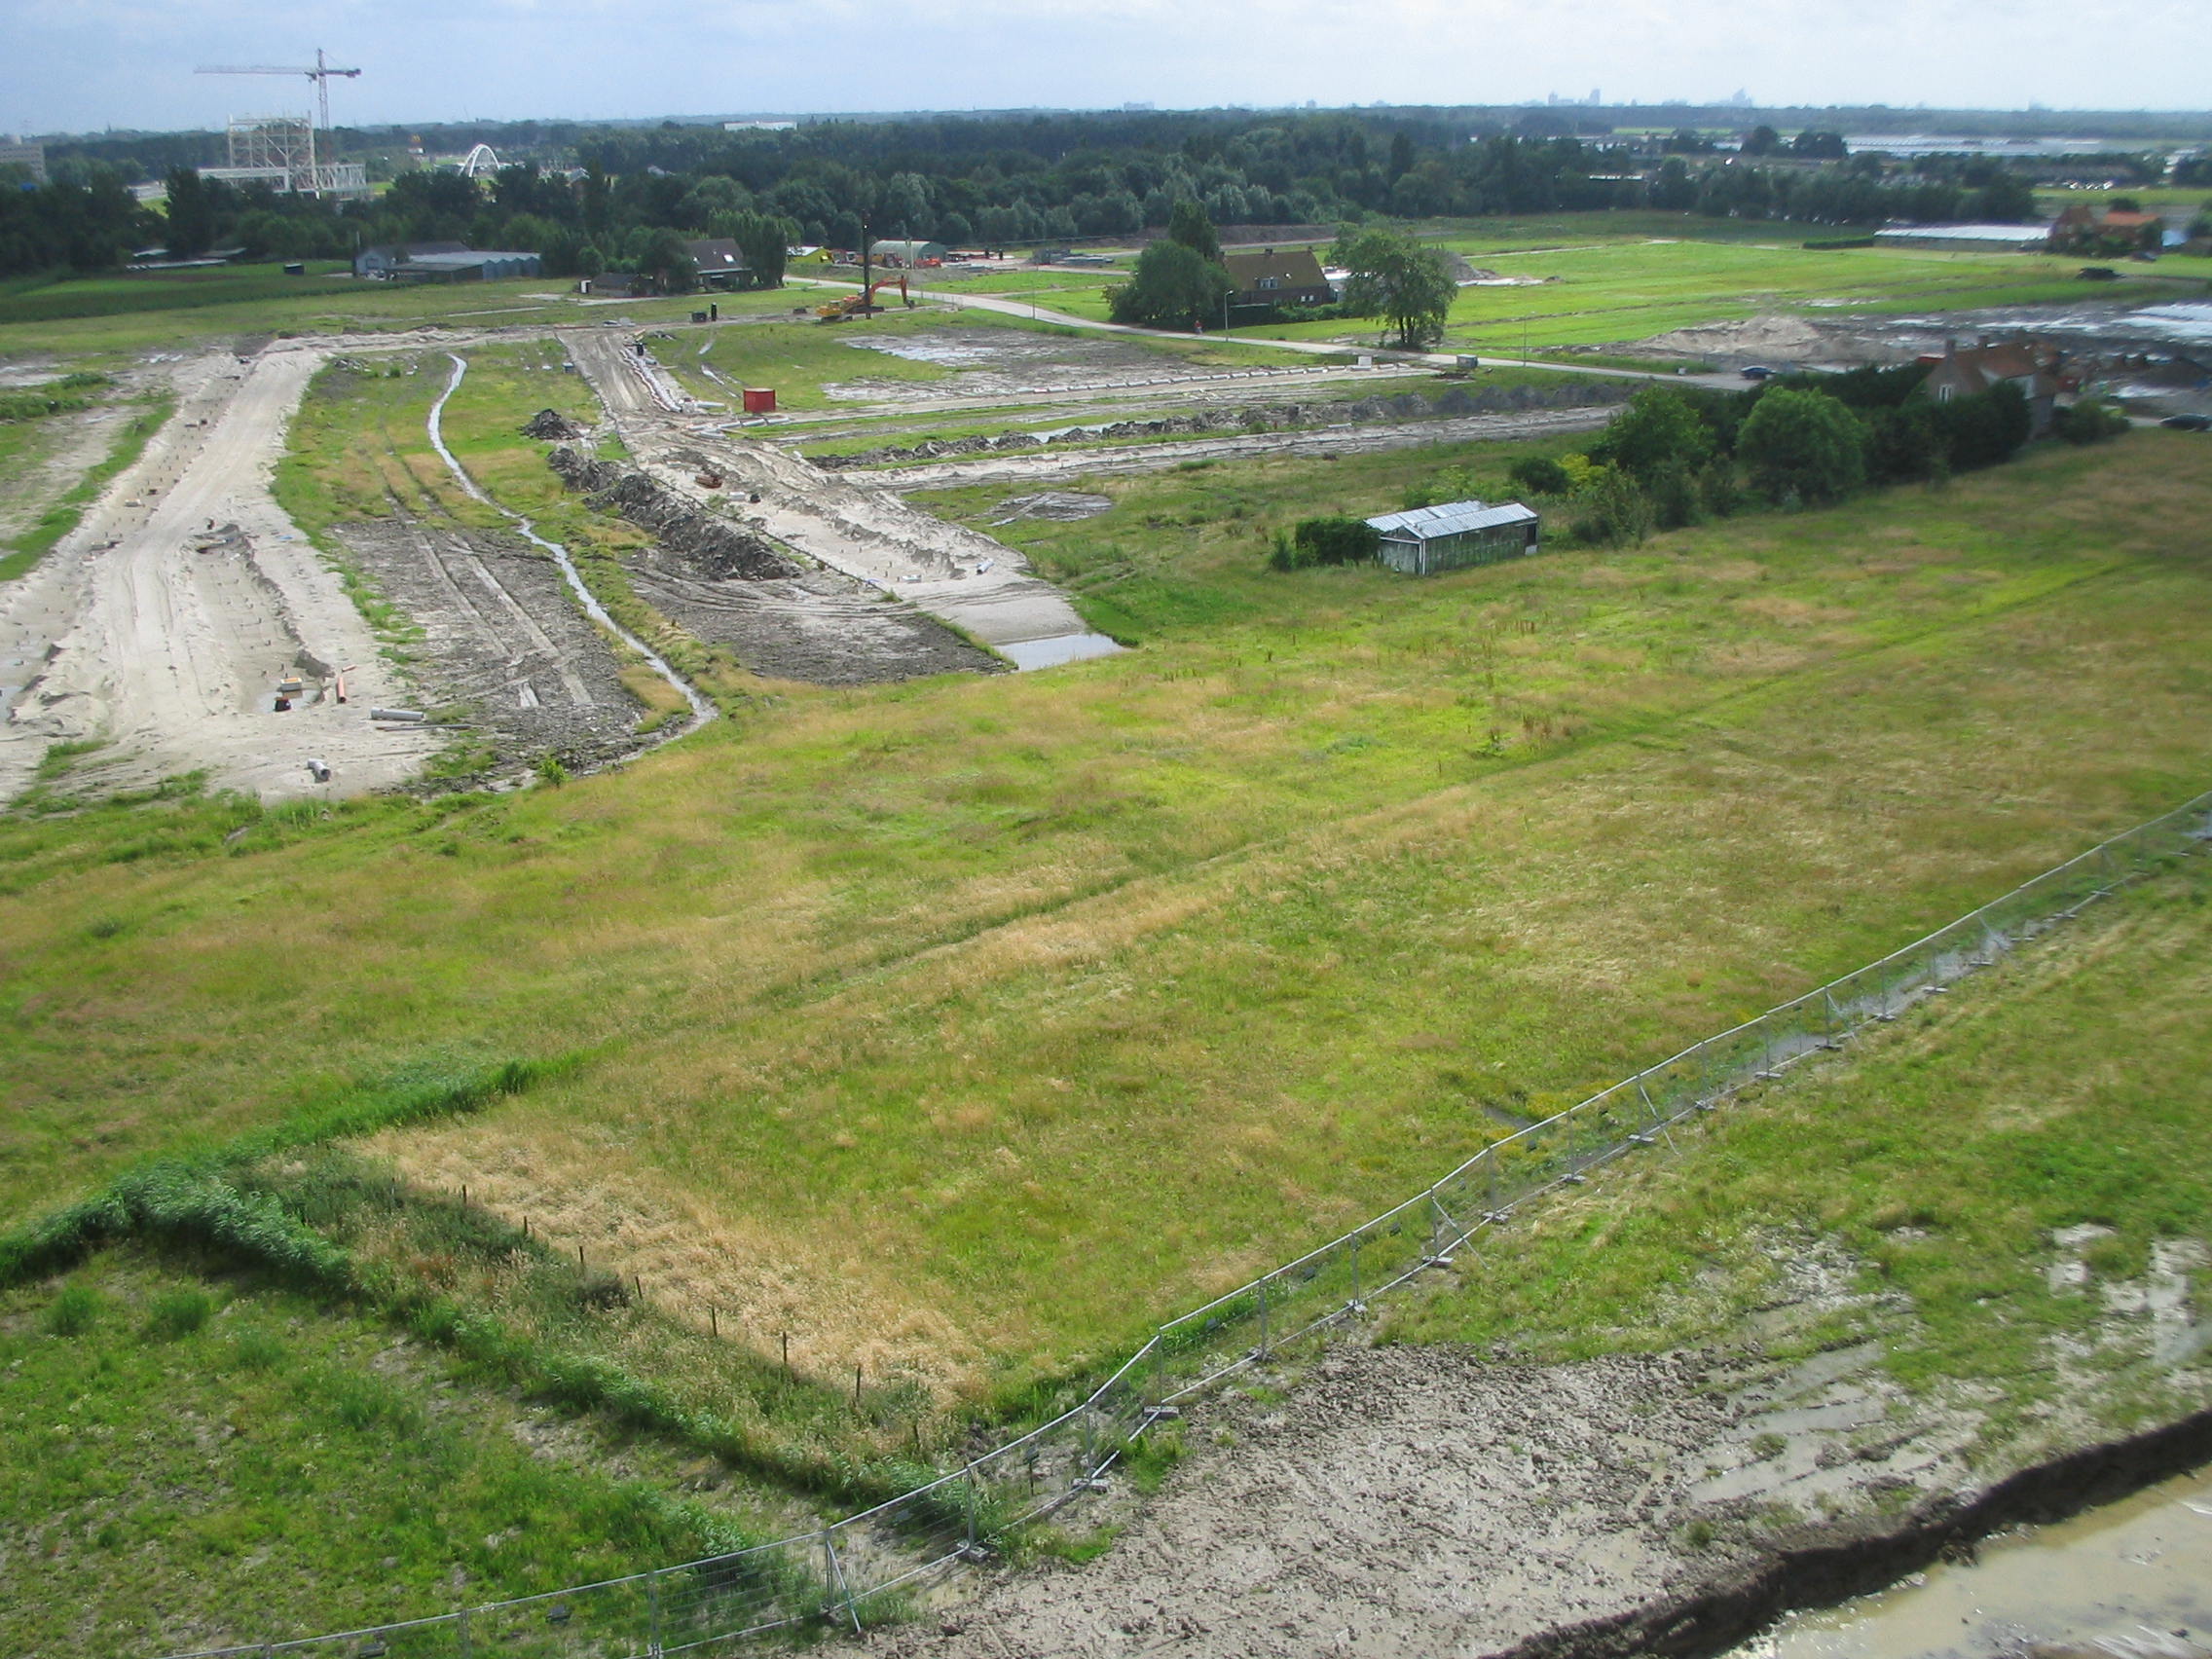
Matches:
[[1740, 364, 1775, 381], [2160, 414, 2212, 430]]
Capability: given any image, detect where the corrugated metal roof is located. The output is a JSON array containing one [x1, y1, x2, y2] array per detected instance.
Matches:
[[1366, 499, 1537, 539]]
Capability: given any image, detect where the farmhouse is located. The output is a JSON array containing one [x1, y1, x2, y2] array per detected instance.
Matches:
[[1365, 499, 1541, 575], [1920, 338, 2065, 433], [1223, 247, 1333, 308], [682, 238, 751, 287]]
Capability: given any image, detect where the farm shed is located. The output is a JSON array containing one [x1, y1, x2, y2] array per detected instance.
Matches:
[[1365, 500, 1540, 575]]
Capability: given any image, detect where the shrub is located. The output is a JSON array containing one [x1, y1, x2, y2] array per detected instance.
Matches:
[[1930, 381, 2033, 472], [145, 1286, 213, 1340], [2052, 400, 2130, 446], [1506, 456, 1573, 497], [1268, 516, 1380, 571], [43, 1282, 101, 1337]]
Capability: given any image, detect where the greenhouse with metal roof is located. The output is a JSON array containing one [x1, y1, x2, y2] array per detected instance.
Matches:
[[1363, 500, 1541, 575]]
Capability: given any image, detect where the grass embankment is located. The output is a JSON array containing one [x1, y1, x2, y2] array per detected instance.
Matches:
[[1389, 854, 2212, 1456], [2, 1246, 764, 1657], [4, 425, 2210, 1420], [0, 391, 176, 581]]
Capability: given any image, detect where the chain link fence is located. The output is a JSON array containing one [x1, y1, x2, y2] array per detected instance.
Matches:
[[162, 788, 2212, 1659]]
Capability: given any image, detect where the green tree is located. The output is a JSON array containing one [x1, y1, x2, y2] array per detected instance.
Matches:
[[1587, 387, 1714, 482], [1741, 125, 1781, 157], [730, 211, 797, 288], [162, 166, 216, 258], [1737, 387, 1866, 502], [633, 226, 696, 294], [1332, 226, 1456, 350], [1165, 199, 1221, 264], [1108, 239, 1234, 330]]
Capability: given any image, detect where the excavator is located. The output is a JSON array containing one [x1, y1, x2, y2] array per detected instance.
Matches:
[[815, 275, 915, 322]]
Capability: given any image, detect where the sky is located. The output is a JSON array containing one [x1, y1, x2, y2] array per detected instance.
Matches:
[[3, 0, 2208, 137]]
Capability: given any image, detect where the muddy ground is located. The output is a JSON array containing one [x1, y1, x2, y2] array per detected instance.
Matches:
[[544, 448, 1005, 683], [631, 552, 1004, 685], [329, 515, 647, 776], [834, 1234, 2210, 1659]]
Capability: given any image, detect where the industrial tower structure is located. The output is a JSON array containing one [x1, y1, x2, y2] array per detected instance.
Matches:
[[193, 51, 369, 198]]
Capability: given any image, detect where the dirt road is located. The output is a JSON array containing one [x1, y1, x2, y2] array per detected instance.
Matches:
[[0, 347, 436, 803]]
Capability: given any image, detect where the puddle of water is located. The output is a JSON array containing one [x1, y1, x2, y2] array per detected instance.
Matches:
[[998, 632, 1124, 671], [1733, 1464, 2212, 1659]]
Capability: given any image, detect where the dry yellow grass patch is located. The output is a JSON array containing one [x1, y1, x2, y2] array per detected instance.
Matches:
[[372, 1122, 992, 1396]]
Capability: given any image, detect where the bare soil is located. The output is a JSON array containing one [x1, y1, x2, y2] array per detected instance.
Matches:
[[329, 514, 648, 776], [557, 331, 1101, 659], [835, 1234, 2211, 1659], [0, 347, 438, 804], [868, 406, 1621, 493]]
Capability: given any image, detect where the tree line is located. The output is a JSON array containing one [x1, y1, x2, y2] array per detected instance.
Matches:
[[0, 102, 2191, 281]]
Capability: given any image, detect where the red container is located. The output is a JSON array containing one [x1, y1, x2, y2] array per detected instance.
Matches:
[[742, 387, 777, 415]]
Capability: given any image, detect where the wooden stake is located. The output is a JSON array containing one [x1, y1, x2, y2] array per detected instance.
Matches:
[[710, 1307, 718, 1338], [853, 1362, 863, 1410]]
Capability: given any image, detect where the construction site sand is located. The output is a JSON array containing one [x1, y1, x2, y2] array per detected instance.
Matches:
[[1629, 313, 1839, 363], [561, 328, 1104, 656], [0, 347, 438, 803]]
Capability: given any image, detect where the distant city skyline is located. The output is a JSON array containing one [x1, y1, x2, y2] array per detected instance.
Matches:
[[3, 0, 2207, 137]]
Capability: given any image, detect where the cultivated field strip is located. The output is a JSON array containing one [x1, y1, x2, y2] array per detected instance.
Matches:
[[157, 785, 2212, 1659]]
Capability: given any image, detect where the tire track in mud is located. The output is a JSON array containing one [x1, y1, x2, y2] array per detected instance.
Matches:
[[424, 353, 713, 737]]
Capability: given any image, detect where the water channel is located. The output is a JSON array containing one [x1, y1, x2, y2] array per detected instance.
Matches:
[[1731, 1465, 2212, 1659]]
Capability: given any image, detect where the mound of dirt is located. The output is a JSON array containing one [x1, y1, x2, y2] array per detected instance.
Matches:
[[522, 408, 586, 441], [547, 446, 798, 581], [1635, 313, 1834, 362]]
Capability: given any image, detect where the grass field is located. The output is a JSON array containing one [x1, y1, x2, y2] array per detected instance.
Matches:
[[1389, 851, 2212, 1455], [687, 307, 1299, 411], [1, 1245, 769, 1657], [5, 353, 2210, 1423], [0, 268, 806, 360], [1, 309, 2209, 1643]]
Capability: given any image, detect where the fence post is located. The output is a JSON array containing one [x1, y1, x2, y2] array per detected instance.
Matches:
[[1152, 1330, 1166, 1404], [1349, 1234, 1362, 1312], [457, 1606, 471, 1659], [822, 1530, 862, 1636], [1256, 1277, 1270, 1358], [647, 1574, 662, 1658]]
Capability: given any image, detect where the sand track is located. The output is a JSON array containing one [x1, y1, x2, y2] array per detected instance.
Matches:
[[0, 347, 436, 802], [561, 328, 1110, 661]]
